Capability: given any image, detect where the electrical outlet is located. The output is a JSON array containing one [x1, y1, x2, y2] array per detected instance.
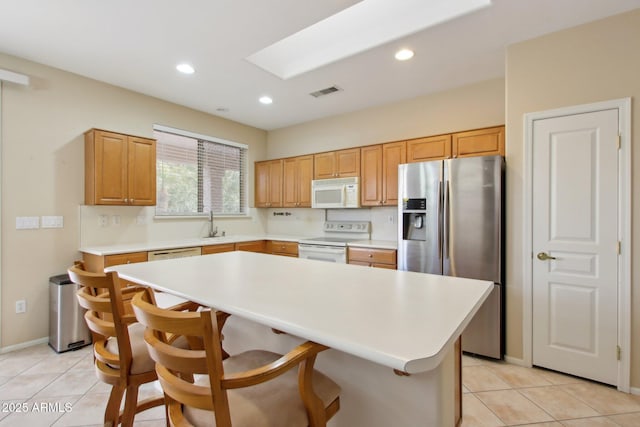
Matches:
[[112, 215, 121, 226], [15, 299, 26, 313], [99, 215, 109, 227], [387, 215, 395, 224]]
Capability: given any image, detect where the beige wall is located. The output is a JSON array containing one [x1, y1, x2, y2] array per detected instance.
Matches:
[[267, 78, 505, 159], [0, 53, 267, 348], [505, 9, 640, 387]]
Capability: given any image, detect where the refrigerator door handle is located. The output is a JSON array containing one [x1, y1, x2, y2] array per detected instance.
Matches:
[[443, 179, 450, 261], [437, 180, 443, 259]]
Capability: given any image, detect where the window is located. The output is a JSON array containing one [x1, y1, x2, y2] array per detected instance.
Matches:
[[154, 125, 247, 216]]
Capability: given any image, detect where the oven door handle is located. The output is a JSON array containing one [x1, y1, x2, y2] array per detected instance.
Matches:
[[298, 244, 346, 253]]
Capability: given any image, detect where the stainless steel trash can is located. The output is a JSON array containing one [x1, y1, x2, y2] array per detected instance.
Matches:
[[48, 274, 91, 352]]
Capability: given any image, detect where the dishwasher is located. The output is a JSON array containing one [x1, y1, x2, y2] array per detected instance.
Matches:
[[148, 247, 202, 260], [147, 247, 202, 307]]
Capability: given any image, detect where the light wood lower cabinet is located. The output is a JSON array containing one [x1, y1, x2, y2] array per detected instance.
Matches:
[[202, 243, 236, 255], [348, 247, 397, 269], [235, 240, 267, 253], [266, 241, 299, 257], [82, 251, 148, 273]]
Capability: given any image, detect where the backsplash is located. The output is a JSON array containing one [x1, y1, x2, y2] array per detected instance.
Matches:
[[266, 206, 397, 241], [79, 205, 268, 247], [79, 205, 398, 248]]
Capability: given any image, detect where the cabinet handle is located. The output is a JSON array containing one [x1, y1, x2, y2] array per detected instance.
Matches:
[[378, 201, 383, 205], [124, 198, 128, 203], [368, 254, 373, 258]]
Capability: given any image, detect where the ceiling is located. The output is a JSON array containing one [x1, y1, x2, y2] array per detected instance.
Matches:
[[1, 0, 639, 131]]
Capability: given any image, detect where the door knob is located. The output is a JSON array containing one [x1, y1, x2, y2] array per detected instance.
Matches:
[[537, 252, 556, 261]]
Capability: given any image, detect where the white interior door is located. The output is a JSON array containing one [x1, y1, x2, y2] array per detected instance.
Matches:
[[532, 108, 619, 385]]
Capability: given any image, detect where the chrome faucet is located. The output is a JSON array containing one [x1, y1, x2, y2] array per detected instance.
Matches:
[[208, 211, 218, 237]]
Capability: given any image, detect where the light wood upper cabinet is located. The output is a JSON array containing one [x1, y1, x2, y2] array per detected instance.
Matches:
[[85, 129, 156, 206], [381, 141, 406, 206], [406, 134, 452, 163], [452, 126, 505, 158], [361, 141, 406, 206], [255, 159, 283, 208], [283, 155, 313, 208], [314, 148, 360, 179], [360, 145, 383, 206]]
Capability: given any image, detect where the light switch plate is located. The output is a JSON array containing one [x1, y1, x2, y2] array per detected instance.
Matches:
[[41, 216, 64, 228], [16, 216, 39, 229]]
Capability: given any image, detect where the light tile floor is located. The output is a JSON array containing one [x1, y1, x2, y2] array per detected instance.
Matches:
[[0, 343, 639, 426], [461, 355, 640, 427]]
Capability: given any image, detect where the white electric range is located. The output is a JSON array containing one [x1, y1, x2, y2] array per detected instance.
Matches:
[[298, 221, 370, 263]]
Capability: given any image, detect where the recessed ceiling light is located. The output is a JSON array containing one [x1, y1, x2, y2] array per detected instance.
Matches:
[[395, 48, 414, 61], [259, 96, 273, 105], [176, 63, 195, 74]]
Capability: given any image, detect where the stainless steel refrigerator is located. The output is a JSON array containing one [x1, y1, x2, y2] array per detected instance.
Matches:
[[398, 155, 504, 359]]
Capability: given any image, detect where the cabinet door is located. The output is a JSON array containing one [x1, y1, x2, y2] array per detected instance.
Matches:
[[255, 160, 282, 207], [282, 158, 298, 207], [382, 141, 406, 206], [297, 155, 313, 207], [452, 126, 505, 158], [268, 160, 283, 207], [202, 243, 235, 254], [255, 161, 271, 207], [128, 136, 156, 206], [93, 130, 128, 204], [336, 148, 360, 177], [235, 240, 266, 253], [314, 152, 336, 179], [360, 145, 383, 206], [406, 135, 452, 163]]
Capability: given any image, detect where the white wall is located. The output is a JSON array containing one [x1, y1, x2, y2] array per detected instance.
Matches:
[[505, 9, 640, 387], [0, 52, 267, 348]]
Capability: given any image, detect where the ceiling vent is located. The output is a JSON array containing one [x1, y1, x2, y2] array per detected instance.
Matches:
[[310, 85, 342, 98]]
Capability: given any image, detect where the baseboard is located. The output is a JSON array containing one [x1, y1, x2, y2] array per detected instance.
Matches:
[[503, 354, 529, 367], [0, 337, 48, 354], [630, 386, 640, 396]]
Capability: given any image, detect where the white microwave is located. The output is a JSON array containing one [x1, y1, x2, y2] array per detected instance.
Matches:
[[312, 177, 360, 209]]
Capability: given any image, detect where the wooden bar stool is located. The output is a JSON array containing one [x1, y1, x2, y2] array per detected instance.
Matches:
[[131, 290, 341, 427]]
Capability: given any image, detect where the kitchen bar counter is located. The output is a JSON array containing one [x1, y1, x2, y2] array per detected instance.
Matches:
[[109, 251, 491, 426]]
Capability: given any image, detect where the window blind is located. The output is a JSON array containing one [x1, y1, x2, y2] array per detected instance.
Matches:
[[154, 126, 247, 216]]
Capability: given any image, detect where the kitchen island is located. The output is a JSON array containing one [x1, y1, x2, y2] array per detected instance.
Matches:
[[108, 251, 492, 426]]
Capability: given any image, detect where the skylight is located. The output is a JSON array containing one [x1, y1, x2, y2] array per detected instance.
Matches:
[[246, 0, 491, 80]]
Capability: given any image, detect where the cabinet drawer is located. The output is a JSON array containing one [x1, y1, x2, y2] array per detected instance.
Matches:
[[348, 247, 396, 265], [268, 241, 299, 256], [202, 243, 235, 255], [104, 251, 148, 267], [235, 240, 266, 253]]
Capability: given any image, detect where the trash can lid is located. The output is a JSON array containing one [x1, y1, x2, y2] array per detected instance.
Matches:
[[49, 274, 72, 285]]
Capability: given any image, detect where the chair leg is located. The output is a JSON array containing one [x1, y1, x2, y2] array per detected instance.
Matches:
[[104, 384, 126, 427], [120, 384, 139, 427]]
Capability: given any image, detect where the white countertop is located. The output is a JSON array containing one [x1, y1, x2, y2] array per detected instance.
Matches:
[[79, 234, 301, 255], [108, 251, 491, 373], [80, 235, 397, 255]]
